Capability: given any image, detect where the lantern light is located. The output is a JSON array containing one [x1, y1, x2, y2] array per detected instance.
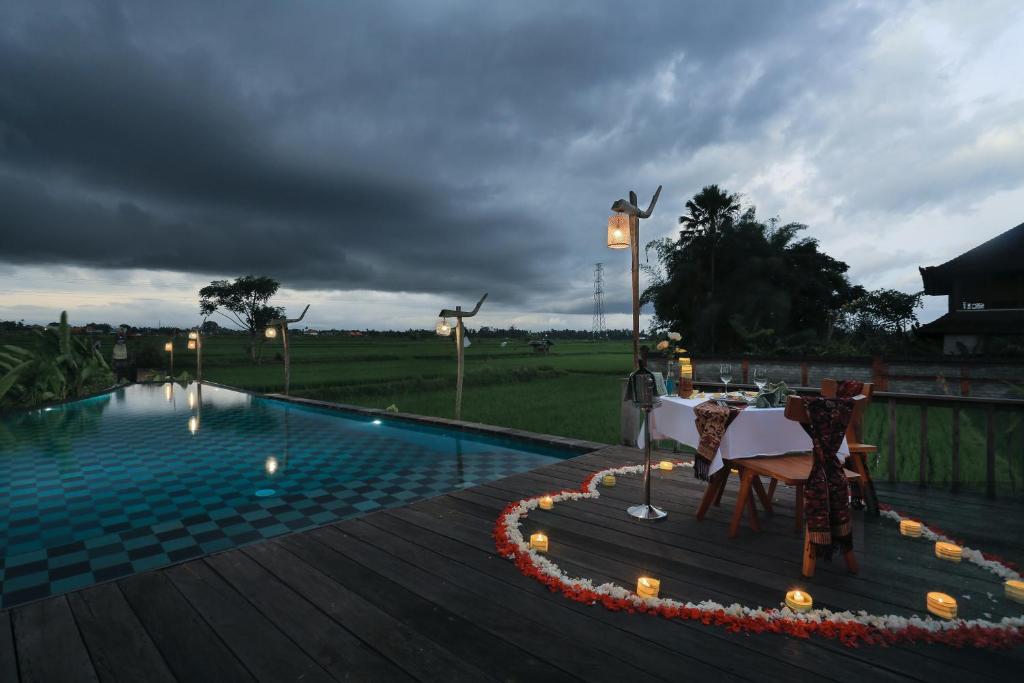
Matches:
[[265, 456, 279, 476], [187, 339, 197, 350], [164, 342, 173, 352], [435, 319, 452, 337], [265, 326, 278, 339], [607, 213, 630, 249], [188, 331, 199, 340]]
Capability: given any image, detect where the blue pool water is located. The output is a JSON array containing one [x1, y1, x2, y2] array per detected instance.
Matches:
[[0, 383, 578, 608]]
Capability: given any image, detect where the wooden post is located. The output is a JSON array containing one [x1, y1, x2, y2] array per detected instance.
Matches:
[[800, 362, 809, 387], [168, 343, 174, 378], [196, 331, 202, 383], [986, 406, 996, 499], [951, 406, 960, 493], [282, 323, 290, 396], [919, 405, 928, 488], [960, 366, 970, 397], [629, 194, 640, 370], [741, 358, 749, 384], [887, 399, 897, 483], [455, 308, 464, 421]]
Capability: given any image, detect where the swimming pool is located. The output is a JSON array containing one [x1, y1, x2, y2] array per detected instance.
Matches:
[[0, 383, 579, 608]]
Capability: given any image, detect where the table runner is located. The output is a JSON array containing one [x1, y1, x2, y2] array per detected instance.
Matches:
[[693, 401, 745, 481]]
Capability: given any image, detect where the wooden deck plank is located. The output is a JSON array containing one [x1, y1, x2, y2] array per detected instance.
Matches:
[[205, 550, 413, 682], [0, 611, 19, 683], [119, 571, 254, 683], [243, 539, 497, 683], [391, 494, 990, 683], [2, 445, 1021, 682], [66, 583, 176, 683], [367, 506, 891, 683], [333, 518, 715, 682], [12, 596, 98, 683], [165, 560, 335, 683]]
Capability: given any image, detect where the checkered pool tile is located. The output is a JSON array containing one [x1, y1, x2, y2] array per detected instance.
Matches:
[[0, 384, 576, 608]]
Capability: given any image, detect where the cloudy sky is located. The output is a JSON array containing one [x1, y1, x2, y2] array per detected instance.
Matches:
[[1, 0, 1022, 331]]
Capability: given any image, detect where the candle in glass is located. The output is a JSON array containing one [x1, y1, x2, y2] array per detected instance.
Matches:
[[529, 533, 548, 553], [538, 496, 554, 510], [601, 474, 616, 487], [926, 592, 957, 619], [636, 577, 660, 599], [899, 519, 922, 537], [1005, 579, 1024, 604], [659, 460, 674, 471], [935, 541, 962, 562], [785, 590, 813, 613]]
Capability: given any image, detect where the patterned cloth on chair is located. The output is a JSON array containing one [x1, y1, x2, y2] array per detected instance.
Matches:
[[801, 396, 855, 559], [692, 401, 745, 481], [835, 380, 863, 399]]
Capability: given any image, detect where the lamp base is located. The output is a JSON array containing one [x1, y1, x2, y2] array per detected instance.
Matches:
[[627, 504, 667, 520]]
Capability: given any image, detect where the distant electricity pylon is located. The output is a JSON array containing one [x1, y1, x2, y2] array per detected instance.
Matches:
[[592, 262, 607, 338]]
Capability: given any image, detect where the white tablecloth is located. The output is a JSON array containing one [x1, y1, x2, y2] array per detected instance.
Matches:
[[644, 395, 849, 476]]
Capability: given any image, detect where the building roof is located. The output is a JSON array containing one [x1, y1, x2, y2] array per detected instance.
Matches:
[[918, 221, 1024, 294], [917, 309, 1024, 336]]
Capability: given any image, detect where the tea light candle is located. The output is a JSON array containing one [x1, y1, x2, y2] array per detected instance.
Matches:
[[601, 474, 616, 487], [1005, 579, 1024, 604], [926, 592, 957, 619], [538, 496, 554, 510], [659, 460, 674, 471], [935, 541, 962, 562], [636, 577, 660, 599], [529, 533, 548, 553], [785, 590, 813, 613], [899, 519, 922, 537]]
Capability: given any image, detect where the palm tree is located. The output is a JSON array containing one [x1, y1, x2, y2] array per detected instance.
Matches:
[[678, 185, 741, 299]]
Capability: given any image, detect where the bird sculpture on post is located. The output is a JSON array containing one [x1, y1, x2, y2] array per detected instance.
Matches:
[[265, 304, 310, 396], [609, 185, 662, 369], [438, 293, 487, 421]]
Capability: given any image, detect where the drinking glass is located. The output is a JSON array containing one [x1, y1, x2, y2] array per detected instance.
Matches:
[[719, 363, 733, 396], [753, 366, 767, 391]]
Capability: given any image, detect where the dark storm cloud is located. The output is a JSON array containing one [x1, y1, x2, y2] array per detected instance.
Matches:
[[0, 0, 887, 304]]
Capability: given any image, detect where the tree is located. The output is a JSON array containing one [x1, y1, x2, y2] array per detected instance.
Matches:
[[199, 276, 283, 361], [837, 288, 923, 352], [644, 192, 862, 354], [677, 185, 742, 351]]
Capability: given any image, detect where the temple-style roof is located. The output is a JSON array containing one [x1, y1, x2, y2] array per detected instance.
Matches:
[[917, 309, 1024, 336], [918, 221, 1024, 294]]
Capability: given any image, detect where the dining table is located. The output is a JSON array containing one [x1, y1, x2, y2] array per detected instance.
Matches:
[[644, 393, 851, 478]]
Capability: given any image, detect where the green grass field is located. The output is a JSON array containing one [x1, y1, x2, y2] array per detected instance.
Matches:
[[3, 331, 1020, 494]]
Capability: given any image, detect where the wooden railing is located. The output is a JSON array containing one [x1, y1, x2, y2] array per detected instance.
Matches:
[[689, 381, 1024, 499]]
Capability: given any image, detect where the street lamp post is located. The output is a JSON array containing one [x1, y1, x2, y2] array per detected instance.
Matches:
[[164, 339, 174, 378], [436, 293, 487, 421], [607, 185, 662, 369], [265, 305, 310, 396], [187, 330, 202, 383]]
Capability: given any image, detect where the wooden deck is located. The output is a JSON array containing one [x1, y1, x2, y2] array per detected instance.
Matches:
[[2, 445, 1022, 682]]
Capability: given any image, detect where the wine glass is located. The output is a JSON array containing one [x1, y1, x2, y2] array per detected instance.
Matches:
[[753, 366, 767, 392], [719, 363, 733, 396]]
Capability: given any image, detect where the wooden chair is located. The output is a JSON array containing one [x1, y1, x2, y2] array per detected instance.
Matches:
[[733, 395, 864, 577], [822, 378, 879, 515]]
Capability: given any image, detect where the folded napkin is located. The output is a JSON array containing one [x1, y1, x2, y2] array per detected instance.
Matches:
[[754, 381, 795, 408], [692, 400, 746, 480]]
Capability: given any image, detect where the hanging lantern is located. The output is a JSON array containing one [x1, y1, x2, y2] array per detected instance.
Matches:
[[265, 326, 278, 339], [607, 213, 630, 249], [436, 319, 452, 337], [187, 339, 197, 350], [188, 331, 199, 340], [164, 341, 173, 352]]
